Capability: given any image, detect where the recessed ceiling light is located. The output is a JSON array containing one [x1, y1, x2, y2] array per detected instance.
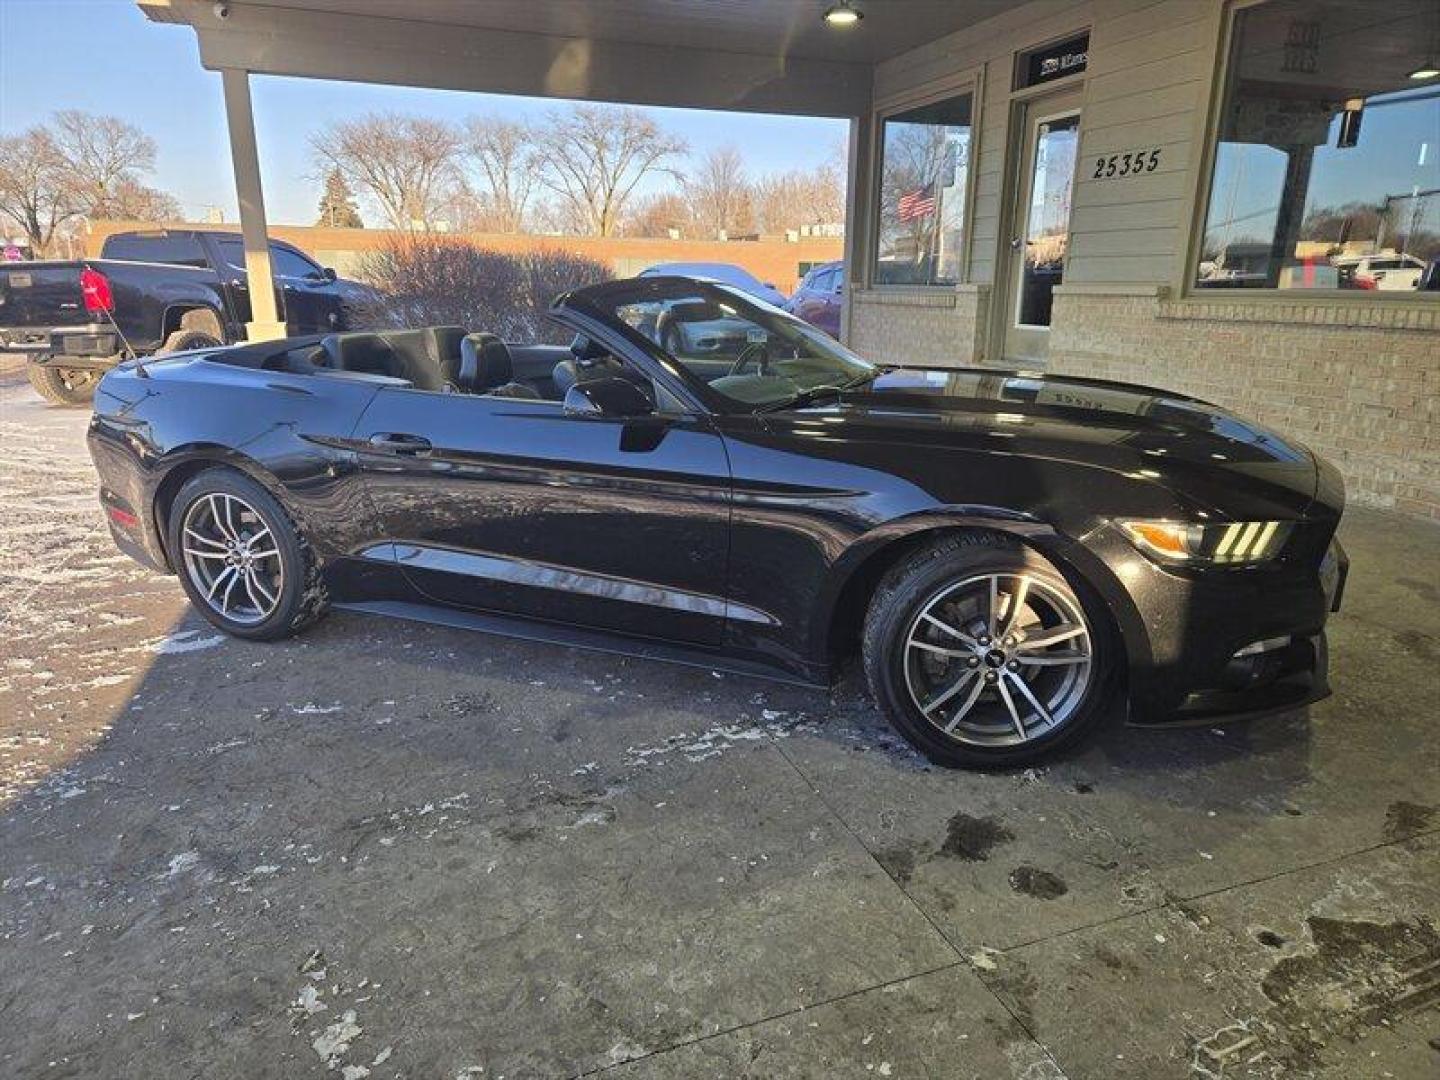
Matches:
[[1409, 63, 1440, 80], [824, 3, 862, 28]]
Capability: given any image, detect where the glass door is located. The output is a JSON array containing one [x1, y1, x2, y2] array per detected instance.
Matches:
[[1003, 95, 1081, 363]]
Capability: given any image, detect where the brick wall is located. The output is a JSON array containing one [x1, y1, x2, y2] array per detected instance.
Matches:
[[1049, 290, 1440, 520], [849, 286, 990, 368]]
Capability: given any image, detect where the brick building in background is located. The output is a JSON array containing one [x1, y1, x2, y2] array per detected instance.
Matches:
[[83, 220, 843, 297]]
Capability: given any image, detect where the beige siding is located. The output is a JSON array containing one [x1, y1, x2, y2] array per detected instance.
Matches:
[[868, 0, 1218, 291], [1066, 0, 1220, 286]]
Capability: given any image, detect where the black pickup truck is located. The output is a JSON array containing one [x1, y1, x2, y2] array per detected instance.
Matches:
[[0, 229, 372, 405]]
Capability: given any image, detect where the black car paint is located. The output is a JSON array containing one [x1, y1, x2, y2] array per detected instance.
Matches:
[[0, 229, 364, 370], [88, 280, 1345, 725]]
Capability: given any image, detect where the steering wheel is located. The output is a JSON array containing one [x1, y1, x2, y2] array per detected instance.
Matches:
[[728, 342, 771, 377]]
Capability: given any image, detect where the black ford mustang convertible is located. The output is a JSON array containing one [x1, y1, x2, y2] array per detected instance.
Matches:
[[88, 276, 1347, 767]]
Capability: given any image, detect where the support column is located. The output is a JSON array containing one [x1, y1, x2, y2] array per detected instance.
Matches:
[[840, 112, 876, 348], [220, 68, 286, 341]]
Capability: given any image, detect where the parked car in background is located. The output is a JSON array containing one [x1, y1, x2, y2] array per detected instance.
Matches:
[[1330, 252, 1427, 291], [636, 262, 788, 358], [785, 260, 843, 338], [89, 275, 1347, 769], [0, 229, 368, 406], [639, 262, 787, 306]]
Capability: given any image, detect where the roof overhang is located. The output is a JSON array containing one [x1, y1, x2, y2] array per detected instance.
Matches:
[[137, 1, 1013, 117]]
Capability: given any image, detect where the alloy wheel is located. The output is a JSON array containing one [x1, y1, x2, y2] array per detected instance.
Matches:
[[902, 572, 1092, 747], [179, 492, 284, 625]]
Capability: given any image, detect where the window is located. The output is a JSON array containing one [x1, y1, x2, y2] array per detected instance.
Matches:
[[271, 246, 323, 280], [601, 280, 874, 410], [1196, 0, 1440, 293], [102, 233, 206, 267], [216, 238, 322, 279], [874, 92, 973, 286]]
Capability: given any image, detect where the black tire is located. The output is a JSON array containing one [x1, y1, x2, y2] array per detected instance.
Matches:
[[157, 327, 223, 355], [862, 531, 1115, 769], [166, 467, 328, 641], [26, 363, 98, 407]]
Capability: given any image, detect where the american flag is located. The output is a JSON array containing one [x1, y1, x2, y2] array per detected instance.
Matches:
[[898, 184, 937, 222]]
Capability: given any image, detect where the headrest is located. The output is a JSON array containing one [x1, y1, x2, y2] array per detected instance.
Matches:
[[570, 334, 610, 364], [461, 332, 512, 390], [329, 333, 404, 379], [424, 326, 468, 371]]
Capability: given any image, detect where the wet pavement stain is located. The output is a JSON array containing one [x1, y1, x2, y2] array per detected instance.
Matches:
[[1260, 915, 1440, 1066], [938, 812, 1014, 862], [1383, 800, 1436, 841], [1255, 929, 1286, 949], [1392, 629, 1439, 663], [873, 841, 923, 885], [1007, 865, 1068, 900]]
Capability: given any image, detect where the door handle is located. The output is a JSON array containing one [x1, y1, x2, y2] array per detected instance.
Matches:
[[1010, 237, 1023, 250], [368, 432, 432, 456]]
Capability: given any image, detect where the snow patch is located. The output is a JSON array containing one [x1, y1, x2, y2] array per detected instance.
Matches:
[[151, 631, 226, 655], [166, 851, 200, 877], [312, 1010, 362, 1063]]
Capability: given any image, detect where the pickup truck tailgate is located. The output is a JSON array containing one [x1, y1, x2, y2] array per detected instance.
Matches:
[[0, 263, 85, 330]]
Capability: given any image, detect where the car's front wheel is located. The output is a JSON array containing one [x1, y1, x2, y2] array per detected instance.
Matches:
[[863, 532, 1114, 768], [166, 468, 328, 641]]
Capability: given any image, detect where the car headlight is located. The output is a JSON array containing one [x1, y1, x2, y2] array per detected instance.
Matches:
[[1118, 519, 1292, 565]]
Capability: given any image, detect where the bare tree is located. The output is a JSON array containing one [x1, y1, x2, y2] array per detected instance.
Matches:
[[686, 144, 753, 237], [312, 113, 462, 231], [106, 177, 182, 221], [50, 110, 168, 219], [752, 160, 844, 234], [532, 105, 687, 237], [620, 190, 695, 238], [462, 116, 536, 233], [0, 128, 81, 255]]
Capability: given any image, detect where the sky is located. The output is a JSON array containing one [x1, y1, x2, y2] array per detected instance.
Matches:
[[0, 0, 848, 226]]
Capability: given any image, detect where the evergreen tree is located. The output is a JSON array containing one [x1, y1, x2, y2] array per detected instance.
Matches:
[[316, 167, 363, 228]]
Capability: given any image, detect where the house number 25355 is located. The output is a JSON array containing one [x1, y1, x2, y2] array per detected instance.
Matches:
[[1092, 149, 1161, 178]]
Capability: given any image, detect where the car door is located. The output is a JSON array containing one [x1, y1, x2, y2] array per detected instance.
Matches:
[[269, 243, 341, 334], [350, 346, 732, 646]]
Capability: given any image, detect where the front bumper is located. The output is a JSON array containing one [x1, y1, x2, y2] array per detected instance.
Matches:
[[1074, 526, 1347, 727]]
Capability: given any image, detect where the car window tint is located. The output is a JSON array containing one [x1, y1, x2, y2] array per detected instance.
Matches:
[[102, 234, 207, 267], [215, 237, 246, 270], [607, 283, 872, 409], [271, 246, 321, 279]]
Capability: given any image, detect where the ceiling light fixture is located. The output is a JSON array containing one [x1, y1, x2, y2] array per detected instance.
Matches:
[[1409, 62, 1440, 80], [824, 2, 862, 28]]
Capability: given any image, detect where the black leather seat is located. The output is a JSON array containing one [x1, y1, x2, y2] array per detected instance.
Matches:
[[461, 333, 539, 399], [553, 335, 623, 397], [326, 333, 408, 381], [422, 326, 470, 389]]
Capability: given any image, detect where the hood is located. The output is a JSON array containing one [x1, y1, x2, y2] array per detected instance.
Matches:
[[765, 367, 1327, 519]]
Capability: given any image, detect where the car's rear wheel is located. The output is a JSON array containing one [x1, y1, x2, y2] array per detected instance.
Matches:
[[166, 468, 328, 641], [863, 532, 1114, 768], [27, 363, 98, 407]]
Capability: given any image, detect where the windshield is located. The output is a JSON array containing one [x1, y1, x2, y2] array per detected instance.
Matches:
[[594, 279, 875, 410]]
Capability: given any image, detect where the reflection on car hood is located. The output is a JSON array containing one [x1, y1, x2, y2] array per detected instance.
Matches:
[[771, 366, 1325, 513]]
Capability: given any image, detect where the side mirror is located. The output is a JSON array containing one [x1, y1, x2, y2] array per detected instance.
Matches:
[[564, 376, 654, 419], [320, 267, 338, 283]]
